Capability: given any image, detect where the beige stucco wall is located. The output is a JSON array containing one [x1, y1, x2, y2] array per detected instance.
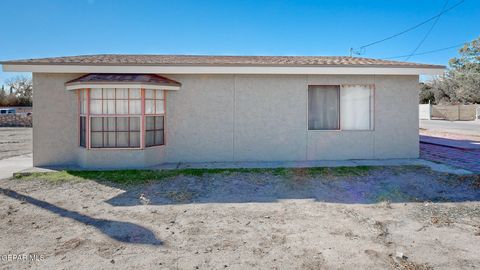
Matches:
[[32, 73, 419, 168]]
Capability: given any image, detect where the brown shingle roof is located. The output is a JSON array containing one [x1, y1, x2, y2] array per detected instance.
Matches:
[[1, 54, 444, 69], [65, 73, 181, 87]]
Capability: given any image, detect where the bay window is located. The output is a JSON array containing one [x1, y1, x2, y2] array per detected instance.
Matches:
[[78, 88, 165, 149], [308, 85, 374, 131]]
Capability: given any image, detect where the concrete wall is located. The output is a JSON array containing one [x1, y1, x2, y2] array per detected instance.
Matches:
[[0, 114, 32, 127], [431, 104, 480, 121], [32, 73, 419, 168]]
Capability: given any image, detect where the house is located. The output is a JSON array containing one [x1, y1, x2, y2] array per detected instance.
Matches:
[[0, 55, 445, 169]]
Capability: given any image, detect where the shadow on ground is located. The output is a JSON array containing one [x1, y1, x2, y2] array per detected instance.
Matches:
[[0, 188, 162, 245], [59, 166, 480, 206], [420, 135, 480, 150]]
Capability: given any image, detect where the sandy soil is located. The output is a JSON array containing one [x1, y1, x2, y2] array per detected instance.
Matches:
[[0, 128, 32, 160], [0, 167, 479, 269]]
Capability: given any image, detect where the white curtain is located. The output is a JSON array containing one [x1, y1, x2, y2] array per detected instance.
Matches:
[[116, 88, 128, 99], [155, 90, 164, 99], [115, 100, 128, 114], [145, 100, 155, 114], [129, 89, 141, 99], [155, 101, 165, 114], [308, 86, 340, 130], [129, 100, 141, 114], [340, 85, 373, 130]]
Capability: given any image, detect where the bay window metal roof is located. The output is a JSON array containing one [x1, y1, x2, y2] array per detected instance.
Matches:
[[65, 73, 181, 90]]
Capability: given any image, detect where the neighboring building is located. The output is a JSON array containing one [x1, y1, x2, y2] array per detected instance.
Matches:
[[1, 55, 444, 168]]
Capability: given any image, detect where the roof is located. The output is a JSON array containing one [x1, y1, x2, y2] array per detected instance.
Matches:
[[1, 54, 444, 69], [66, 73, 180, 86], [65, 73, 181, 91]]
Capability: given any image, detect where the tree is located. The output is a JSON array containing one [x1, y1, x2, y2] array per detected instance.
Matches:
[[5, 75, 33, 106], [0, 85, 6, 106], [428, 37, 480, 104], [419, 82, 435, 104]]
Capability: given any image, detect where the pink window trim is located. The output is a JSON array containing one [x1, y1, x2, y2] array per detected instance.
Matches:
[[77, 88, 166, 150]]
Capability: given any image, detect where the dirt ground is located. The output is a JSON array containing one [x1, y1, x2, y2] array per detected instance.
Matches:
[[0, 167, 479, 269], [0, 128, 32, 160]]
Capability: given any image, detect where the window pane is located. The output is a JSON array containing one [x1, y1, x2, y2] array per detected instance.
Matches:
[[145, 131, 155, 146], [145, 100, 155, 114], [146, 116, 155, 130], [80, 116, 86, 147], [91, 132, 103, 148], [155, 101, 165, 114], [117, 117, 129, 131], [145, 89, 155, 99], [104, 88, 115, 99], [81, 100, 87, 115], [90, 100, 102, 115], [155, 131, 164, 145], [105, 117, 116, 131], [130, 117, 140, 131], [103, 100, 115, 114], [156, 90, 164, 99], [129, 100, 141, 114], [116, 88, 128, 99], [308, 86, 340, 130], [340, 85, 372, 130], [91, 117, 103, 132], [116, 132, 129, 147], [130, 132, 140, 147], [129, 88, 141, 99], [116, 100, 128, 114], [79, 90, 86, 114], [155, 116, 164, 129], [104, 132, 116, 147], [90, 89, 102, 99]]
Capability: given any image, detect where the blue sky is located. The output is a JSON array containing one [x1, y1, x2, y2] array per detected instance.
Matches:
[[0, 0, 478, 85]]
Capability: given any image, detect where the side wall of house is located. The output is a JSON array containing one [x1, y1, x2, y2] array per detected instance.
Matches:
[[32, 73, 79, 167], [32, 73, 419, 168]]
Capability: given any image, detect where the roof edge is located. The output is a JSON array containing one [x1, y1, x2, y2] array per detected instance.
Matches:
[[0, 61, 446, 69]]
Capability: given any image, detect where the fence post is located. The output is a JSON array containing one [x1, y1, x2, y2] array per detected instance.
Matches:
[[428, 100, 431, 120]]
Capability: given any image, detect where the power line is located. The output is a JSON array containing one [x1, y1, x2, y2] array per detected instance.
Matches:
[[357, 0, 465, 50], [381, 43, 466, 60], [404, 0, 450, 61]]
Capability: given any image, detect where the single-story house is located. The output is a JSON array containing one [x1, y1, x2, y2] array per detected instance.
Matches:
[[1, 55, 444, 169]]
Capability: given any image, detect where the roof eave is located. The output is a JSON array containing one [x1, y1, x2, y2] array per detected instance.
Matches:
[[1, 63, 445, 75]]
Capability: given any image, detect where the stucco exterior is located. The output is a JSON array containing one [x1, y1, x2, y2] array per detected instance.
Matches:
[[32, 73, 419, 168]]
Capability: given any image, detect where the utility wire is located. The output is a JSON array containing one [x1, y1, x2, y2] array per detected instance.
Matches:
[[381, 43, 466, 60], [405, 0, 450, 61], [358, 0, 465, 50]]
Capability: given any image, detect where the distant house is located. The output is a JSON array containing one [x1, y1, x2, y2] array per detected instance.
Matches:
[[1, 55, 444, 168]]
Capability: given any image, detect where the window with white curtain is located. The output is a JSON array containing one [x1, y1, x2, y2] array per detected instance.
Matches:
[[78, 88, 165, 149], [308, 85, 373, 130]]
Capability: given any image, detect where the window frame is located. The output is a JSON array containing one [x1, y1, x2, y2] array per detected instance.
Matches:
[[78, 88, 166, 150], [307, 84, 375, 132], [144, 89, 166, 147]]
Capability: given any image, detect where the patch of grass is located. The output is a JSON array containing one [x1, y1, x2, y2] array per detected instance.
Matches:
[[305, 165, 376, 177], [14, 165, 382, 185]]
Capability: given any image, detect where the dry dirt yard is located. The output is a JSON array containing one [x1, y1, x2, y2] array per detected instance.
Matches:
[[0, 128, 32, 160], [0, 166, 479, 270]]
